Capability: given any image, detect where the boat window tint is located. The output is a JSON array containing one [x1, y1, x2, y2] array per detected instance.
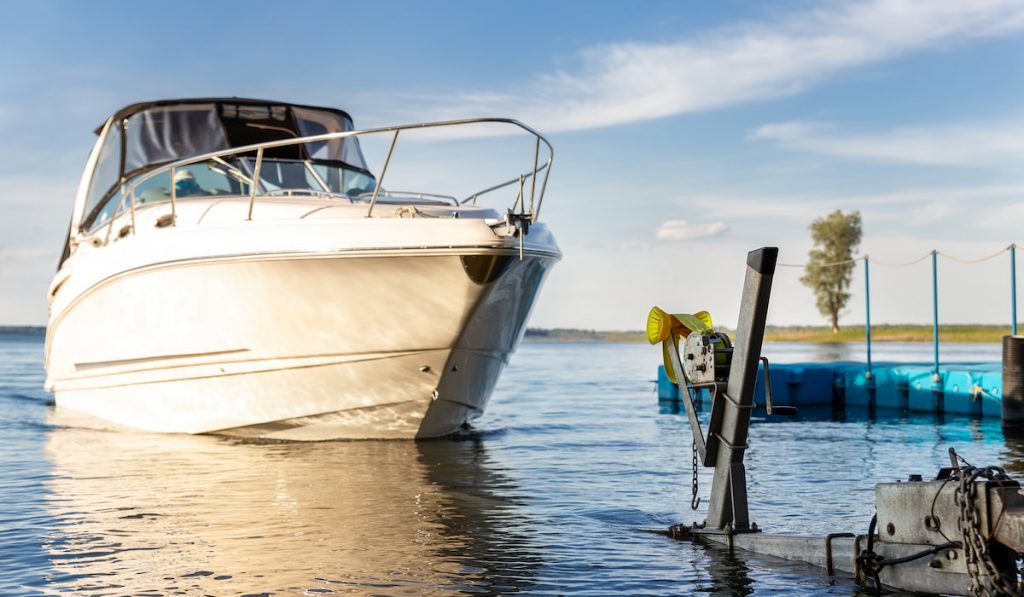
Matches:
[[252, 159, 322, 192], [134, 170, 172, 205], [293, 107, 368, 171], [124, 106, 229, 173], [87, 188, 122, 233], [312, 164, 377, 196], [342, 169, 376, 195], [82, 125, 122, 226], [129, 159, 250, 207], [175, 161, 250, 197]]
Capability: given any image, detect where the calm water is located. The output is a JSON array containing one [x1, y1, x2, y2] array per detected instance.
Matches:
[[1, 330, 1019, 595]]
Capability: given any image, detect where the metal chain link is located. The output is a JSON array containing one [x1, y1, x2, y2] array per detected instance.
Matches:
[[691, 441, 700, 510], [955, 464, 1021, 597]]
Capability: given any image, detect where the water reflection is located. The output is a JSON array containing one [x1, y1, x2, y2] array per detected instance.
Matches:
[[696, 543, 755, 596], [13, 339, 1024, 595], [37, 411, 539, 595]]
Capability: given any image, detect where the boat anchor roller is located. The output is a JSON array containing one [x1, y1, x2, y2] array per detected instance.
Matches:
[[649, 247, 1024, 596]]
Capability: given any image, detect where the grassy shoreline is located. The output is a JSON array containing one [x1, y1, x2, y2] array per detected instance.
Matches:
[[524, 324, 1020, 344]]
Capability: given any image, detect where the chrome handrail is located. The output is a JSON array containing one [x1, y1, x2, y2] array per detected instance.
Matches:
[[353, 190, 460, 206], [460, 163, 550, 206], [100, 117, 553, 241], [367, 129, 399, 218]]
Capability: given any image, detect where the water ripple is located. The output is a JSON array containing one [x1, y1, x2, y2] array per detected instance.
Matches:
[[0, 336, 1018, 594]]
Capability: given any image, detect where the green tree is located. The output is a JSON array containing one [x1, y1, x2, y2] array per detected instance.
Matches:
[[800, 210, 862, 333]]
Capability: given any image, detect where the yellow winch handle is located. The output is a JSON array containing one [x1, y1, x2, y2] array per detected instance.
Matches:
[[646, 306, 713, 383]]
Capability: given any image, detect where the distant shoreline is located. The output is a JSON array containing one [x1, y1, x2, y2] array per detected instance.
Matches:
[[524, 324, 1019, 344], [0, 326, 45, 335], [2, 325, 1015, 343]]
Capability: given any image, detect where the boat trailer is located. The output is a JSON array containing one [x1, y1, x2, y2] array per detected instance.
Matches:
[[652, 247, 1024, 595]]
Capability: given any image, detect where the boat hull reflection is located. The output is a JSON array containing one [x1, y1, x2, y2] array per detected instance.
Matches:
[[41, 413, 540, 595]]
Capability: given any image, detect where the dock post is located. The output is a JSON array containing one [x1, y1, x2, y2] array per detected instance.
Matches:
[[864, 256, 872, 379], [931, 250, 940, 385], [1012, 243, 1018, 336], [1003, 335, 1024, 430]]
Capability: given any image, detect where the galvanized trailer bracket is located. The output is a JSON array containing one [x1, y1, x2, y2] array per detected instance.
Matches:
[[662, 247, 778, 532]]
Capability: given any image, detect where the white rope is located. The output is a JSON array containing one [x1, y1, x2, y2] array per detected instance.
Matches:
[[936, 245, 1011, 264], [776, 245, 1015, 270], [777, 257, 860, 269], [866, 253, 932, 268]]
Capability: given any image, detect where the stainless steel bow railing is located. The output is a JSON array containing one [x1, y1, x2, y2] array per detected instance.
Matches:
[[102, 117, 553, 245]]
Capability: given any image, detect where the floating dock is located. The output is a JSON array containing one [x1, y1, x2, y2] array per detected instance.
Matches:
[[657, 361, 1003, 418]]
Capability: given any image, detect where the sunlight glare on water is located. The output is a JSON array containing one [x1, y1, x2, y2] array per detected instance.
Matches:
[[1, 330, 1020, 595]]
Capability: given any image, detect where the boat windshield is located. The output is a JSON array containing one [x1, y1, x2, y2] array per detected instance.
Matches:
[[85, 157, 378, 233], [239, 158, 376, 196], [80, 99, 371, 231]]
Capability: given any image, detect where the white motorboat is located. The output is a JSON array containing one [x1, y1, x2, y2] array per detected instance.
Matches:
[[44, 98, 560, 440]]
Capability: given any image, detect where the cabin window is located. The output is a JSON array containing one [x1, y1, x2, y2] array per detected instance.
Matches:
[[133, 159, 250, 203], [312, 164, 377, 196], [87, 188, 122, 233], [124, 106, 228, 173], [293, 107, 368, 171], [175, 161, 249, 197], [82, 124, 122, 228], [133, 170, 172, 204], [249, 158, 322, 193]]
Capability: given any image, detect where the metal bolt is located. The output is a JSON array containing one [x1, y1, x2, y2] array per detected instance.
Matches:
[[946, 550, 958, 561], [419, 365, 431, 373], [886, 522, 896, 536], [929, 559, 943, 569]]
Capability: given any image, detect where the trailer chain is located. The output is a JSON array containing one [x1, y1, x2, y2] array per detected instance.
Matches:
[[955, 464, 1022, 597], [691, 441, 701, 510]]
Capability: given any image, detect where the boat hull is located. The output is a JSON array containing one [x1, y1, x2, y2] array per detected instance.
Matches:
[[46, 249, 556, 439]]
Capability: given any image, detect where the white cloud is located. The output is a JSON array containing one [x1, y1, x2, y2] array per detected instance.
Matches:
[[656, 219, 729, 241], [751, 120, 1024, 165], [389, 0, 1024, 133]]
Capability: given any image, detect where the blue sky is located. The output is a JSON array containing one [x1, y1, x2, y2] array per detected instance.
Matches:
[[1, 0, 1023, 330]]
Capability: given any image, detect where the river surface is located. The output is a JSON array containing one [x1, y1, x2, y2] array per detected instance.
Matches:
[[1, 330, 1019, 595]]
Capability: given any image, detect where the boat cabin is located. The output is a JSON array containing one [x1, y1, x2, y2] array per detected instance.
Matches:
[[78, 98, 376, 235]]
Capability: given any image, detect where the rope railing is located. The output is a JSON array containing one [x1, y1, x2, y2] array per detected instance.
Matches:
[[866, 253, 933, 267], [777, 257, 858, 268], [936, 246, 1011, 265], [779, 245, 1013, 269], [775, 244, 1020, 380]]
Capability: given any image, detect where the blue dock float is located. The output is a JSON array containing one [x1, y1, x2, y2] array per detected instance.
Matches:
[[656, 362, 1003, 418]]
